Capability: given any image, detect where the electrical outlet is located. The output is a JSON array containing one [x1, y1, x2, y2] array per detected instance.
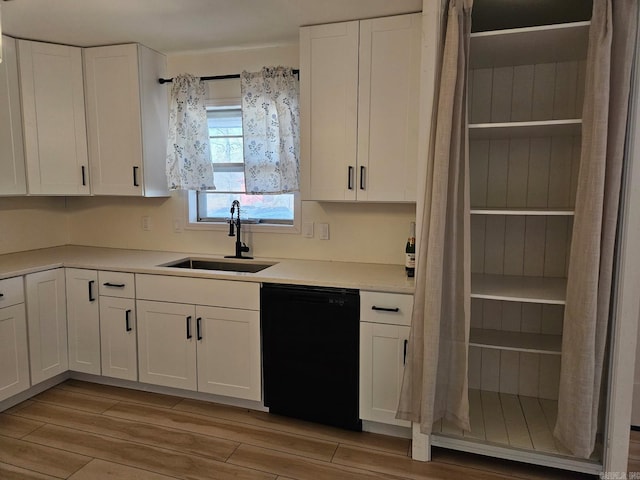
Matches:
[[318, 223, 329, 240], [173, 218, 183, 233], [141, 216, 152, 231]]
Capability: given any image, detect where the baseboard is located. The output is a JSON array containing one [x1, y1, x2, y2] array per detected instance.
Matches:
[[0, 372, 70, 412], [68, 372, 268, 412]]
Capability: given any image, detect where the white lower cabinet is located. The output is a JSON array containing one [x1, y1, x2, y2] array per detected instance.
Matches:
[[25, 269, 68, 385], [99, 271, 137, 381], [137, 300, 197, 390], [359, 291, 413, 427], [197, 305, 261, 401], [136, 274, 261, 401], [66, 268, 100, 375], [0, 277, 30, 402]]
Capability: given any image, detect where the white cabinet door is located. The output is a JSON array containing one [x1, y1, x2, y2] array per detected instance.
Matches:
[[17, 40, 89, 195], [300, 21, 359, 201], [0, 304, 30, 402], [137, 300, 197, 391], [66, 268, 100, 375], [300, 14, 420, 203], [360, 322, 411, 427], [84, 44, 168, 197], [0, 35, 26, 195], [357, 14, 420, 202], [100, 296, 137, 381], [25, 269, 68, 384], [196, 305, 261, 401]]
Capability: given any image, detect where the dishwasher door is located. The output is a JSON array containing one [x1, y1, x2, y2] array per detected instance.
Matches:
[[261, 283, 361, 431]]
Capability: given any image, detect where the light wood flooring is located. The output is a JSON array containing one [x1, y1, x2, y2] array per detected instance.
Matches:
[[0, 380, 603, 479]]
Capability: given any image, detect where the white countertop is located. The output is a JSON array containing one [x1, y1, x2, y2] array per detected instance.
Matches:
[[0, 245, 415, 294]]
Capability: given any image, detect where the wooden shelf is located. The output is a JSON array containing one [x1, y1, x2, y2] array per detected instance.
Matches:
[[470, 21, 590, 69], [471, 208, 574, 216], [471, 274, 566, 305], [431, 389, 602, 473], [469, 119, 582, 140], [469, 328, 562, 355]]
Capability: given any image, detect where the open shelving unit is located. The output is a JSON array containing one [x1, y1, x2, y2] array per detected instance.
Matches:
[[430, 15, 602, 475]]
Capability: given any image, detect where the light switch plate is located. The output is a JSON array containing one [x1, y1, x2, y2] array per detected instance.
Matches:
[[302, 222, 314, 238], [318, 223, 330, 240]]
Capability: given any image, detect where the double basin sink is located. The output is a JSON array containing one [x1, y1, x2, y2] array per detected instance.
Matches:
[[160, 257, 276, 274]]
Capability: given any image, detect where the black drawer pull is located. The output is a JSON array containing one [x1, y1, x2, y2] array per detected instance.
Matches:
[[186, 316, 192, 339], [371, 306, 400, 313], [125, 309, 132, 332], [133, 166, 139, 187], [403, 339, 408, 365], [348, 166, 354, 190], [0, 293, 4, 298], [88, 280, 96, 302], [360, 166, 365, 190], [197, 317, 202, 340], [103, 282, 125, 288]]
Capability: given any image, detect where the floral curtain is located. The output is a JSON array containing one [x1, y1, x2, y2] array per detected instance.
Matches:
[[240, 67, 300, 194], [166, 74, 215, 191]]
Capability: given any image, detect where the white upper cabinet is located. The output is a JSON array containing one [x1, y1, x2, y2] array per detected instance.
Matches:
[[300, 20, 359, 201], [300, 13, 421, 202], [17, 40, 90, 195], [0, 36, 26, 196], [356, 14, 421, 202], [84, 44, 169, 196]]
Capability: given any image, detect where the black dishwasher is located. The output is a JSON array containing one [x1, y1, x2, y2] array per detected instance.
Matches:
[[261, 283, 361, 431]]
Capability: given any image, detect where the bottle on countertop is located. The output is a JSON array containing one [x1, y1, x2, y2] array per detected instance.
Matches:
[[405, 221, 416, 278]]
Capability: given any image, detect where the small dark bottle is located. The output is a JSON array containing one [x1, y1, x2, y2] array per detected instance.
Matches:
[[405, 222, 416, 278]]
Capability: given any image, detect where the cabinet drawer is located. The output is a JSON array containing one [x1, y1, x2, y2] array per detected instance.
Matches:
[[99, 271, 135, 298], [0, 276, 24, 308], [360, 291, 413, 326], [136, 274, 260, 311]]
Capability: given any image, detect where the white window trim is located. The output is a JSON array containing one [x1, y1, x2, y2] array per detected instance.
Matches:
[[185, 190, 301, 234], [184, 97, 301, 235]]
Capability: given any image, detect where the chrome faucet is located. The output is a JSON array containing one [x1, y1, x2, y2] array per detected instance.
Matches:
[[225, 200, 252, 259]]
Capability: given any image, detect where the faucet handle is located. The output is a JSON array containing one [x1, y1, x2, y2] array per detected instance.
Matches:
[[241, 243, 250, 253]]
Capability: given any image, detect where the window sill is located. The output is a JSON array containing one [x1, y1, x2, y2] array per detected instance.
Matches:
[[184, 220, 300, 235]]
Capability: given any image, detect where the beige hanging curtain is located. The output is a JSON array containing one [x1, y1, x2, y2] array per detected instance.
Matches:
[[555, 0, 638, 459], [396, 0, 473, 433]]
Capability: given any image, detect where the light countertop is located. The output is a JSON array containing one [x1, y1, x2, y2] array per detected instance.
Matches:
[[0, 245, 415, 294]]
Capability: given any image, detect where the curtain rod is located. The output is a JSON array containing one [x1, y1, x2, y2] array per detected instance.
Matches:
[[158, 69, 300, 84]]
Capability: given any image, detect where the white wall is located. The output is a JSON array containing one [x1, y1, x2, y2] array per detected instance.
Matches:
[[65, 44, 417, 264], [0, 197, 69, 255]]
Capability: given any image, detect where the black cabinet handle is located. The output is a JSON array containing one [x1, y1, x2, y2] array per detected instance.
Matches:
[[125, 309, 132, 332], [371, 306, 400, 312], [197, 317, 202, 340], [186, 316, 192, 339], [103, 282, 125, 288], [347, 166, 354, 190], [88, 280, 96, 302], [403, 339, 408, 365], [0, 293, 4, 298], [133, 166, 139, 187], [360, 166, 365, 190], [81, 166, 87, 186]]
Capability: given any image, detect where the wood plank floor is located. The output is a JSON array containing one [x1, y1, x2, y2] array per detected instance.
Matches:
[[0, 380, 601, 479]]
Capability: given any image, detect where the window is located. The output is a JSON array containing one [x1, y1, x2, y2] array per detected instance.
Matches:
[[193, 103, 298, 228]]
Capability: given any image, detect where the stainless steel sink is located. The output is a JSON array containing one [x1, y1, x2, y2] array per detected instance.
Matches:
[[160, 258, 276, 273]]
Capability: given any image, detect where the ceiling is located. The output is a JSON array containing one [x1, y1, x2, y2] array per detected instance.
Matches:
[[1, 0, 422, 54]]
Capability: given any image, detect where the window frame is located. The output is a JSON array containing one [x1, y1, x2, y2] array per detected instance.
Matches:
[[185, 98, 301, 234]]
